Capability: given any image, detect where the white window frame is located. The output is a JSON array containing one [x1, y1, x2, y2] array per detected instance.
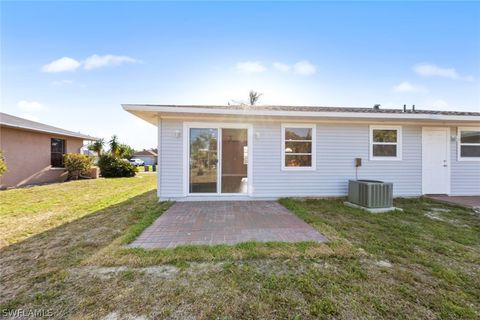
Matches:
[[458, 127, 480, 161], [369, 125, 402, 161], [281, 123, 316, 171]]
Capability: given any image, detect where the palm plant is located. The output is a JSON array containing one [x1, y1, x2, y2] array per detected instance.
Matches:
[[88, 139, 105, 156], [109, 135, 120, 157], [249, 90, 263, 105]]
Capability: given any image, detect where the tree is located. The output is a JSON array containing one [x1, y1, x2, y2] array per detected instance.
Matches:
[[249, 90, 263, 106], [118, 144, 135, 159], [109, 135, 120, 156], [88, 139, 105, 156]]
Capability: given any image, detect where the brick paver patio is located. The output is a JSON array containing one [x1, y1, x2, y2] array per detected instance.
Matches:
[[426, 195, 480, 209], [129, 201, 327, 249]]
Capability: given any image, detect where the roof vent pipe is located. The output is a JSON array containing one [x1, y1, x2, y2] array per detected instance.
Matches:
[[373, 104, 381, 110], [403, 104, 407, 112], [412, 104, 416, 112]]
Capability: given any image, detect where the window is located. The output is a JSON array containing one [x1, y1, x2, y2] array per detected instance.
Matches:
[[370, 126, 402, 160], [458, 127, 480, 161], [51, 138, 65, 167], [282, 124, 316, 170]]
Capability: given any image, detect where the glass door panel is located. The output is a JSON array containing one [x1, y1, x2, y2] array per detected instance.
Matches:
[[189, 128, 218, 193], [221, 128, 248, 193]]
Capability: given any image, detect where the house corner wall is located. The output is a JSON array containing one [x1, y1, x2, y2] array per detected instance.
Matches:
[[158, 119, 184, 199], [0, 126, 84, 188]]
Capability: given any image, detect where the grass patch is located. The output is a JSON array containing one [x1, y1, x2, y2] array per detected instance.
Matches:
[[0, 173, 157, 247], [88, 240, 348, 267], [1, 181, 479, 319]]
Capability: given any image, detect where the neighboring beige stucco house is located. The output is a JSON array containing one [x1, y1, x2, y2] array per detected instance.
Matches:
[[0, 112, 97, 189]]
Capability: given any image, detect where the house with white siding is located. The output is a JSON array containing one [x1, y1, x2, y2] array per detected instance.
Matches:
[[123, 104, 480, 201], [133, 149, 158, 166]]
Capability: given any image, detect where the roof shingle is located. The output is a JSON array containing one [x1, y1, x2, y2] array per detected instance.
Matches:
[[123, 104, 480, 116]]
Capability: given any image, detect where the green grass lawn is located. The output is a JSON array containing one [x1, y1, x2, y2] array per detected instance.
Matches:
[[0, 173, 157, 246], [0, 177, 479, 319], [137, 165, 157, 172]]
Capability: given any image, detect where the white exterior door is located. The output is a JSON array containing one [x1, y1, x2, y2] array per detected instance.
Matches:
[[422, 127, 450, 194]]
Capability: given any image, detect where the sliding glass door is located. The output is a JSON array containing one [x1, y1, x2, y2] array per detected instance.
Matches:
[[221, 128, 248, 194], [189, 128, 218, 193], [188, 126, 249, 195]]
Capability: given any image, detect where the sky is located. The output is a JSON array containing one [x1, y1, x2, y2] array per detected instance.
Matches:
[[1, 1, 479, 149]]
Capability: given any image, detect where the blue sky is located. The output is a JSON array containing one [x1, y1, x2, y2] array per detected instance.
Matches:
[[2, 1, 479, 149]]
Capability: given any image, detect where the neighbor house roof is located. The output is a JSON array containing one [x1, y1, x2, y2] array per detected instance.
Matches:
[[134, 149, 157, 157], [122, 104, 480, 125], [0, 112, 98, 140]]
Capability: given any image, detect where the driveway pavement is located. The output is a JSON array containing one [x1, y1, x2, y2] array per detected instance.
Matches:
[[129, 201, 327, 249]]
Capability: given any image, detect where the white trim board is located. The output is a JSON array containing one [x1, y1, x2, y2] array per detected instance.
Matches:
[[158, 115, 480, 126], [369, 125, 403, 161], [123, 105, 480, 122], [281, 123, 317, 171], [457, 126, 480, 161]]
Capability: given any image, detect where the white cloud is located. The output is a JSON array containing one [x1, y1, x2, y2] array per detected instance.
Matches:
[[52, 80, 73, 86], [413, 63, 473, 81], [17, 100, 47, 112], [392, 81, 427, 93], [42, 54, 140, 72], [83, 54, 140, 70], [42, 57, 81, 72], [235, 61, 266, 74], [272, 62, 290, 72], [293, 60, 316, 76]]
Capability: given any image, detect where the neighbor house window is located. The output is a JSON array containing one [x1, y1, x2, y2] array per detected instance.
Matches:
[[51, 138, 65, 167], [282, 124, 316, 170], [370, 126, 402, 160], [458, 127, 480, 161]]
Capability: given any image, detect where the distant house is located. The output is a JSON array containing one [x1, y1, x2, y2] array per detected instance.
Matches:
[[133, 149, 158, 165], [0, 112, 97, 188], [123, 104, 480, 201]]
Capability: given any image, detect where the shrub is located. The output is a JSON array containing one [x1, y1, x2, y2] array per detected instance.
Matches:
[[98, 154, 137, 178], [0, 150, 7, 176], [63, 153, 94, 180]]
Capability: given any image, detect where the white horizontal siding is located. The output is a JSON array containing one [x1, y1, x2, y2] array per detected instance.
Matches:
[[450, 126, 480, 195], [159, 120, 183, 197], [157, 120, 479, 199], [252, 123, 421, 197]]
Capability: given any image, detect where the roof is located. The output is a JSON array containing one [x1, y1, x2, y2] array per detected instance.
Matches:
[[125, 104, 480, 116], [134, 149, 157, 157], [0, 112, 98, 140], [122, 104, 480, 125]]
